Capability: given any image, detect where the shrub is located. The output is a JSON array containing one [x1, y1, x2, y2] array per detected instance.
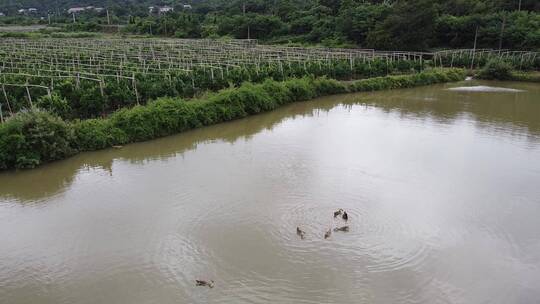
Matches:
[[348, 68, 465, 92], [284, 78, 317, 101], [0, 110, 76, 169], [36, 93, 72, 119], [260, 79, 292, 105], [478, 59, 513, 80], [72, 119, 127, 151], [313, 77, 349, 95]]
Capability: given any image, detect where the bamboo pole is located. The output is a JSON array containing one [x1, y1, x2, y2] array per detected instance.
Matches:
[[499, 15, 506, 50], [470, 26, 479, 70], [1, 84, 12, 115], [25, 85, 33, 108]]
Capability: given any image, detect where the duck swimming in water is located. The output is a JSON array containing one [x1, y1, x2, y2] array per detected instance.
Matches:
[[196, 280, 214, 288], [342, 211, 348, 221], [333, 209, 344, 218], [296, 227, 306, 239], [333, 225, 349, 232], [324, 228, 332, 239]]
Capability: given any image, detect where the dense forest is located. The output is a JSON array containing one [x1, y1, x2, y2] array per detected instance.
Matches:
[[1, 0, 539, 50]]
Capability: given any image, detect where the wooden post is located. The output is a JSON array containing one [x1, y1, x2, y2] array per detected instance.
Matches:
[[25, 85, 33, 108], [99, 80, 105, 97], [106, 9, 111, 25], [499, 15, 506, 50], [132, 73, 139, 105], [470, 26, 479, 70], [1, 84, 13, 115]]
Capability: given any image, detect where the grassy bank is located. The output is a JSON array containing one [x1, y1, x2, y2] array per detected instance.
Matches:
[[0, 69, 466, 170], [476, 59, 540, 82], [510, 72, 540, 83]]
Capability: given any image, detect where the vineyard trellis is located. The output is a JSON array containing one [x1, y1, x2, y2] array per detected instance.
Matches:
[[433, 49, 539, 70], [0, 38, 537, 121], [0, 38, 430, 119], [0, 38, 427, 77]]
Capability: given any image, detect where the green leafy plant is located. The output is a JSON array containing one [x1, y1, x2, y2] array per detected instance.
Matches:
[[478, 59, 514, 80]]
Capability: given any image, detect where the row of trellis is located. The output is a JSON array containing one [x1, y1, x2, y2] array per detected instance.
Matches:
[[432, 49, 539, 70], [0, 38, 537, 122], [0, 38, 428, 77], [0, 38, 429, 120]]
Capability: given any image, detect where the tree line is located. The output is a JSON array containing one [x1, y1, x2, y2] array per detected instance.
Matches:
[[1, 0, 539, 50]]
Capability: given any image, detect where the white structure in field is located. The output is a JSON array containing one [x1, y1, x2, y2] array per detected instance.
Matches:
[[159, 6, 174, 13], [67, 7, 86, 14], [148, 6, 175, 14], [18, 8, 38, 14], [67, 6, 104, 14]]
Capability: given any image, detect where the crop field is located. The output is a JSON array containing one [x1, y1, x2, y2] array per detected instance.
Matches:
[[0, 38, 429, 119], [433, 49, 540, 70], [0, 38, 537, 121]]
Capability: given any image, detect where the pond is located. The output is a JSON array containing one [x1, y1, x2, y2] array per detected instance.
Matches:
[[1, 80, 539, 304]]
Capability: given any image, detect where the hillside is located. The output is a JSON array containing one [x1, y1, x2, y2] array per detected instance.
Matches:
[[0, 0, 158, 12], [3, 0, 538, 13], [1, 0, 539, 51]]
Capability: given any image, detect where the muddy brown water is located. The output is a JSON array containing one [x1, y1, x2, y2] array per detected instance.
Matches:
[[1, 80, 539, 304]]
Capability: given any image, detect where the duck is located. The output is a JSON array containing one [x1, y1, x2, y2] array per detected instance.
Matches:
[[324, 228, 332, 239], [196, 280, 215, 288], [342, 211, 348, 221], [296, 227, 306, 239], [333, 209, 344, 218], [333, 225, 349, 232]]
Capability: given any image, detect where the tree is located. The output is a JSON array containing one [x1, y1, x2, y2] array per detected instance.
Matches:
[[367, 0, 437, 50]]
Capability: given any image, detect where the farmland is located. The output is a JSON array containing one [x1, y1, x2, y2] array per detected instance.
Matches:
[[1, 38, 538, 122], [0, 37, 538, 170], [0, 38, 429, 120], [1, 0, 540, 303]]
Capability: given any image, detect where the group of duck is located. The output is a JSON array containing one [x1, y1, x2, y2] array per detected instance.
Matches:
[[296, 208, 350, 240], [196, 209, 350, 289]]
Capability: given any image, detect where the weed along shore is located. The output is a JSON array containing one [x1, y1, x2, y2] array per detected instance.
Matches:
[[0, 69, 466, 170]]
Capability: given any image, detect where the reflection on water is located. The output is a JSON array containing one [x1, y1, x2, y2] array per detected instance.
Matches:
[[1, 80, 539, 304]]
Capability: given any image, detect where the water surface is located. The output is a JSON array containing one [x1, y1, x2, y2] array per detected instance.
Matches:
[[1, 80, 540, 304]]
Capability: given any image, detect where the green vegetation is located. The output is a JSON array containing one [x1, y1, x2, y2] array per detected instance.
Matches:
[[0, 54, 424, 120], [121, 2, 540, 50], [0, 109, 76, 169], [0, 30, 99, 38], [0, 69, 465, 170], [478, 59, 514, 80], [510, 71, 540, 82], [475, 59, 540, 81], [0, 0, 536, 171], [1, 1, 538, 50]]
